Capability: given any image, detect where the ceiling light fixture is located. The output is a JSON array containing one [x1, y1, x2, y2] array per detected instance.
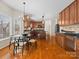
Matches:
[[23, 2, 26, 15], [42, 15, 45, 24]]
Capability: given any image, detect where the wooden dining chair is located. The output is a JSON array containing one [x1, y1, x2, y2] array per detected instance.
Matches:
[[13, 36, 26, 55]]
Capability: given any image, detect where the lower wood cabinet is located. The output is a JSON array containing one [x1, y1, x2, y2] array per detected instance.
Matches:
[[76, 40, 79, 58], [56, 33, 76, 51], [56, 33, 65, 48]]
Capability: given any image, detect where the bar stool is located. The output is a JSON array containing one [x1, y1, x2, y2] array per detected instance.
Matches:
[[28, 39, 37, 49]]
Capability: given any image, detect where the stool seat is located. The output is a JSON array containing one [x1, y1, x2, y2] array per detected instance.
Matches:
[[29, 39, 36, 42]]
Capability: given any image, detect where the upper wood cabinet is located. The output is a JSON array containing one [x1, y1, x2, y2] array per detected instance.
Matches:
[[74, 1, 77, 23], [61, 11, 65, 25], [77, 0, 79, 23], [58, 13, 62, 25], [58, 1, 78, 26]]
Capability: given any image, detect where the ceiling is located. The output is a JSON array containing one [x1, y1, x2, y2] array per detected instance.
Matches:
[[1, 0, 74, 20]]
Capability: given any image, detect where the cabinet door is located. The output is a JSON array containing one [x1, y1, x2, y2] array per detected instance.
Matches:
[[64, 7, 70, 25], [69, 2, 75, 24], [77, 0, 79, 23], [74, 1, 77, 24], [61, 11, 65, 25], [59, 13, 62, 25]]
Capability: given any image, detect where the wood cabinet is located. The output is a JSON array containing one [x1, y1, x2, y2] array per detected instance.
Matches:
[[77, 0, 79, 23], [76, 40, 79, 58], [58, 1, 78, 26], [64, 7, 70, 25], [56, 33, 76, 51], [74, 1, 77, 23], [61, 11, 65, 25], [56, 33, 65, 48], [59, 13, 62, 25]]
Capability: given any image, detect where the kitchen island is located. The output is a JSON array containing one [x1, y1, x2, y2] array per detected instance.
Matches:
[[31, 30, 46, 39]]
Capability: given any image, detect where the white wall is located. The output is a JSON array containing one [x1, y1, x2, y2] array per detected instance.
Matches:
[[50, 15, 58, 36], [0, 38, 10, 49], [44, 16, 58, 36], [45, 20, 51, 35]]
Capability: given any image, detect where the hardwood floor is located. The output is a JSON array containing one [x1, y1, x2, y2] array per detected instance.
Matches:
[[0, 36, 76, 59]]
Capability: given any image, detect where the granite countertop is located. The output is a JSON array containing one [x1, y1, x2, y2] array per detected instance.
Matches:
[[60, 32, 79, 39]]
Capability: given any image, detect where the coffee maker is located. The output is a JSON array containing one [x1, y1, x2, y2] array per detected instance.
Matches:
[[55, 24, 60, 33]]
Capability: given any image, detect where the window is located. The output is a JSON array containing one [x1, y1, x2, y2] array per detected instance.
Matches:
[[15, 19, 20, 34], [0, 15, 10, 39], [15, 17, 21, 35]]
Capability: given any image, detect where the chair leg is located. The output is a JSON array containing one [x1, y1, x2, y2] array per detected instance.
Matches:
[[9, 42, 11, 49], [13, 48, 15, 56], [13, 44, 17, 56], [13, 47, 17, 56], [33, 39, 37, 48], [9, 45, 10, 49], [26, 42, 29, 50], [22, 44, 24, 56]]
